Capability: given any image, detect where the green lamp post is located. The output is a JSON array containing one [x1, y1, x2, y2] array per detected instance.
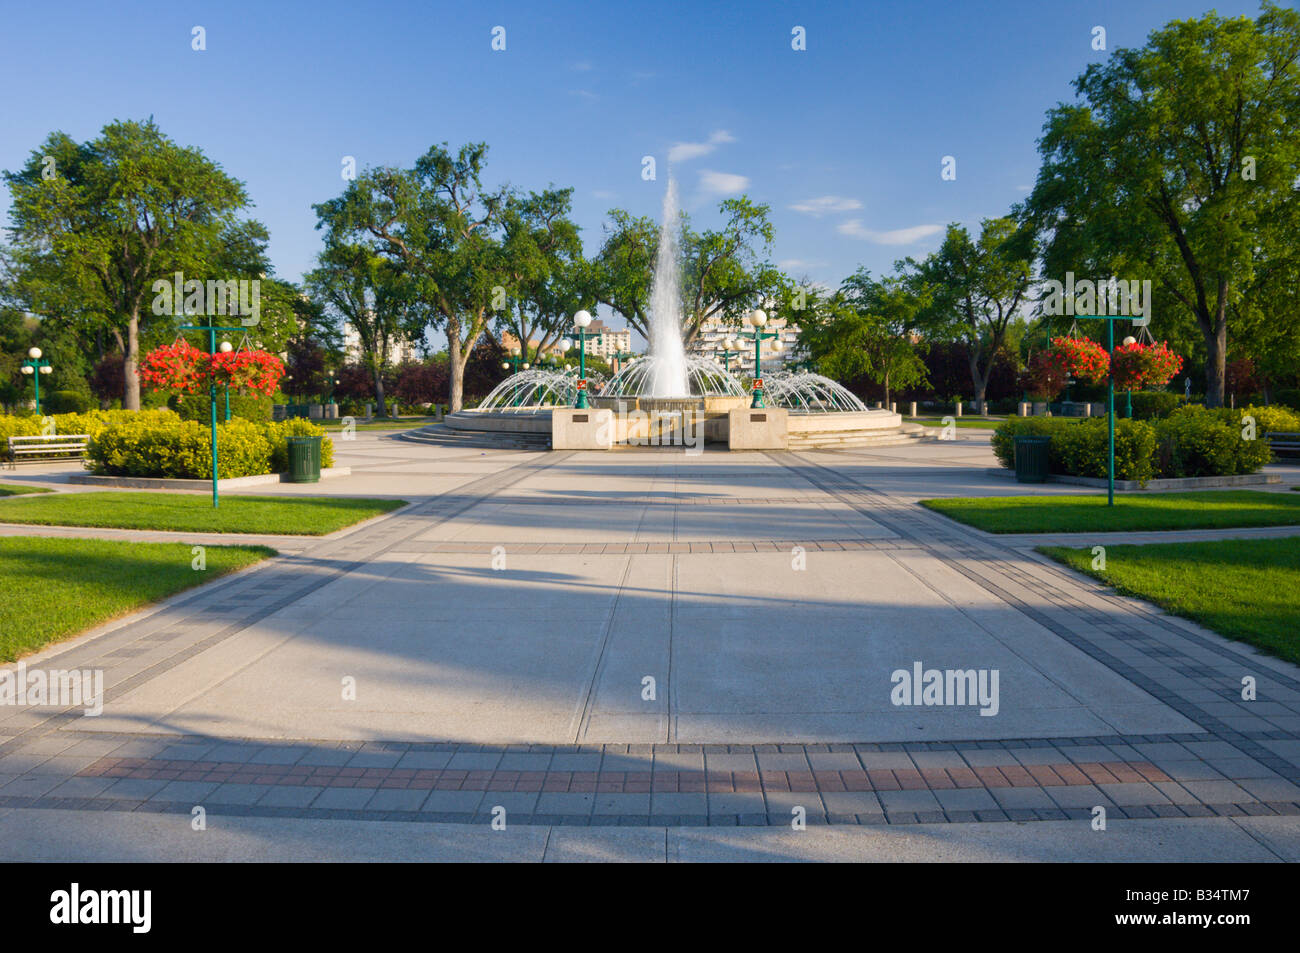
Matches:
[[716, 336, 743, 374], [573, 309, 592, 409], [1121, 335, 1136, 418], [740, 309, 782, 408], [20, 347, 51, 414], [179, 321, 246, 509]]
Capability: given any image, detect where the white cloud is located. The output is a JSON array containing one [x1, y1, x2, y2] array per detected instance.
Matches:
[[789, 195, 862, 216], [668, 130, 735, 163], [837, 220, 943, 244], [1016, 184, 1031, 192], [592, 189, 616, 200], [699, 170, 749, 195], [778, 259, 826, 270], [569, 89, 598, 101], [570, 61, 594, 72]]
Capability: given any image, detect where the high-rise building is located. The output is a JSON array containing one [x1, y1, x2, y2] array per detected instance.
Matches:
[[688, 315, 800, 375]]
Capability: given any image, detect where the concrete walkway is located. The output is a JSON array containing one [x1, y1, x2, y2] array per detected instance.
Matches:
[[2, 430, 1299, 861]]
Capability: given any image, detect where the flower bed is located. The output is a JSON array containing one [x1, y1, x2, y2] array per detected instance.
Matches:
[[83, 410, 334, 479]]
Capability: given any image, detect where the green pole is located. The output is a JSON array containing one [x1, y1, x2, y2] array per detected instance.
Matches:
[[33, 366, 40, 417], [224, 385, 231, 422], [575, 328, 589, 409], [1126, 389, 1132, 419], [1107, 319, 1114, 507], [751, 331, 765, 408], [209, 327, 219, 509]]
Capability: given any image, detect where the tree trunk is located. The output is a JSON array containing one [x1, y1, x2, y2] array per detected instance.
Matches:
[[883, 367, 891, 406], [123, 310, 141, 411], [372, 360, 388, 418], [447, 321, 464, 412], [1203, 302, 1228, 408]]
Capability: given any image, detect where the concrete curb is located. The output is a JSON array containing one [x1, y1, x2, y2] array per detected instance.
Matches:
[[68, 467, 352, 490], [984, 468, 1281, 490]]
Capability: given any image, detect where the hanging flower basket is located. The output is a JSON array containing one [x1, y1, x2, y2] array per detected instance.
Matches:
[[139, 341, 209, 393], [1110, 341, 1182, 391], [211, 349, 285, 396], [140, 342, 285, 396], [1044, 336, 1109, 384]]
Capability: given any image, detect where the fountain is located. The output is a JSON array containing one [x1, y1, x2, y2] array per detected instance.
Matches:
[[417, 178, 921, 450], [645, 178, 689, 397]]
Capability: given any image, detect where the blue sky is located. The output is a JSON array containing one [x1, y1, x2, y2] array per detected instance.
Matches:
[[0, 0, 1267, 334]]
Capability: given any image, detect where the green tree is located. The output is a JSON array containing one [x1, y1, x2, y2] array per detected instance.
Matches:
[[2, 120, 259, 409], [306, 242, 424, 418], [798, 271, 931, 404], [496, 188, 592, 362], [313, 143, 508, 412], [1024, 2, 1300, 407], [914, 219, 1034, 409], [593, 195, 783, 343]]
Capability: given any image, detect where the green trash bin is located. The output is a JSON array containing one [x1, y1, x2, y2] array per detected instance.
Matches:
[[1013, 435, 1051, 483], [286, 435, 323, 483]]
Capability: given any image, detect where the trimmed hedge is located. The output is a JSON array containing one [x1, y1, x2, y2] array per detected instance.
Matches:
[[1127, 391, 1181, 420], [995, 408, 1273, 484], [174, 391, 273, 423], [44, 390, 95, 414], [84, 411, 334, 479]]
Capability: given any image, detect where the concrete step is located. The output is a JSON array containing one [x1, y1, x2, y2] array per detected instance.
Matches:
[[787, 426, 934, 449], [397, 425, 551, 451]]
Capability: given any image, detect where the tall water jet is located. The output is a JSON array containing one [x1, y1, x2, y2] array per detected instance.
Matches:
[[646, 177, 689, 396]]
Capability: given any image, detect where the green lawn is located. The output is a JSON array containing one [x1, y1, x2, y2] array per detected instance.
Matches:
[[0, 483, 52, 497], [921, 491, 1300, 533], [319, 416, 439, 431], [0, 537, 274, 661], [908, 416, 1006, 429], [1041, 537, 1300, 664], [0, 491, 406, 534]]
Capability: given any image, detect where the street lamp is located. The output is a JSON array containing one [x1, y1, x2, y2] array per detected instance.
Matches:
[[573, 310, 592, 408], [740, 309, 780, 408], [716, 335, 743, 373], [20, 347, 52, 415], [1121, 335, 1137, 418], [218, 340, 233, 421]]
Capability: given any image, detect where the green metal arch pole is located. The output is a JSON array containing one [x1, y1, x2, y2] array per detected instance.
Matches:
[[1107, 318, 1115, 507], [209, 326, 219, 509]]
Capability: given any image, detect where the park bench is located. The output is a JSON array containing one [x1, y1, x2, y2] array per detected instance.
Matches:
[[1265, 431, 1300, 458], [5, 434, 90, 467]]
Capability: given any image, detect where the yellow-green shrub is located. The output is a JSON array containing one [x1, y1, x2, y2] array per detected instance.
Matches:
[[262, 418, 335, 471]]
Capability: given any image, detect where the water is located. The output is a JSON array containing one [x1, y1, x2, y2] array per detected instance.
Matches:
[[646, 177, 689, 397]]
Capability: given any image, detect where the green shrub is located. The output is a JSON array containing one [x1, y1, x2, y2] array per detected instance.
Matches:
[[1052, 418, 1157, 484], [1273, 389, 1300, 412], [175, 391, 273, 423], [991, 417, 1067, 468], [88, 413, 273, 479], [1153, 407, 1272, 477], [1239, 404, 1300, 435], [1127, 390, 1181, 420], [44, 390, 94, 414], [262, 418, 335, 472]]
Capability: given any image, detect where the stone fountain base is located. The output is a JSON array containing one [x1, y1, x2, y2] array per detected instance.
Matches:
[[433, 403, 920, 451]]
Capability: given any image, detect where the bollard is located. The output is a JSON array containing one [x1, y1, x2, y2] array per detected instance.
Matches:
[[909, 401, 917, 418], [955, 401, 963, 417]]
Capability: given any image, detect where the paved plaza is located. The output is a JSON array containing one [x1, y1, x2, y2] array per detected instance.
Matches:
[[2, 430, 1300, 861]]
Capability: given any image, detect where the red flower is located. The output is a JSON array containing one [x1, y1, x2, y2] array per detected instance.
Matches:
[[1045, 336, 1109, 384], [1111, 341, 1182, 391], [141, 343, 284, 396]]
